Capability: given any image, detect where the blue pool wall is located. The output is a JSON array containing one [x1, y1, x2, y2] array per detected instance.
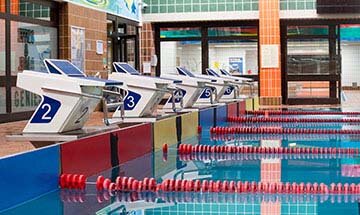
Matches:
[[0, 100, 248, 212]]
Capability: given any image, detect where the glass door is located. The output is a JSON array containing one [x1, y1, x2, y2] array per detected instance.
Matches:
[[116, 35, 137, 68], [282, 24, 341, 105]]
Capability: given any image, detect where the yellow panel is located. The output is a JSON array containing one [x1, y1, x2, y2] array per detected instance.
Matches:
[[253, 96, 260, 111], [181, 111, 199, 140], [153, 116, 177, 150], [245, 98, 253, 111]]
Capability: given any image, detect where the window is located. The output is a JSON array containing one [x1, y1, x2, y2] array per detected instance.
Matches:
[[11, 87, 41, 113], [208, 26, 258, 37], [0, 87, 5, 114], [209, 39, 258, 75], [160, 41, 201, 74], [287, 25, 329, 36], [287, 38, 340, 75], [288, 81, 330, 98], [160, 27, 201, 38], [11, 0, 52, 21], [0, 19, 4, 76], [10, 22, 57, 75]]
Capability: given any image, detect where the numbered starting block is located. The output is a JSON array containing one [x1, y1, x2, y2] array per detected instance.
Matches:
[[7, 59, 126, 143], [175, 67, 233, 106], [206, 68, 255, 101], [161, 69, 214, 111], [219, 68, 256, 98], [109, 62, 184, 123]]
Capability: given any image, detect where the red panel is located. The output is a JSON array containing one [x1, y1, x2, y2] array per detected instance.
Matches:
[[115, 123, 152, 164], [61, 133, 111, 176], [239, 101, 246, 115], [227, 102, 238, 118]]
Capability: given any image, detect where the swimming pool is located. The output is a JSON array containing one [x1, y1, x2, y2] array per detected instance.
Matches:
[[1, 108, 360, 215]]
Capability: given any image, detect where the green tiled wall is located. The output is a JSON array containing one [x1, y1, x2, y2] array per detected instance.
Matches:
[[280, 0, 316, 10], [143, 0, 316, 14], [143, 0, 259, 13]]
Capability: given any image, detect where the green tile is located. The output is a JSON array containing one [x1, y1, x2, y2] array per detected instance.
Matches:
[[159, 0, 166, 4], [218, 3, 225, 11], [235, 3, 243, 10], [150, 0, 157, 4], [243, 2, 250, 10], [151, 5, 158, 13], [209, 4, 217, 11], [176, 5, 184, 12], [252, 2, 258, 10], [218, 0, 225, 3], [288, 2, 296, 10], [184, 0, 191, 3], [280, 2, 287, 10], [226, 3, 234, 11], [306, 2, 314, 9], [193, 4, 200, 11], [201, 4, 208, 11], [41, 9, 49, 17], [168, 0, 175, 4], [168, 5, 175, 12], [297, 2, 305, 9], [34, 10, 40, 17], [193, 0, 199, 3], [160, 5, 167, 12], [176, 0, 183, 4], [184, 4, 192, 11]]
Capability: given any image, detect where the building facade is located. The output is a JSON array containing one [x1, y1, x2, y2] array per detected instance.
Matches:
[[140, 0, 360, 105], [0, 0, 141, 122]]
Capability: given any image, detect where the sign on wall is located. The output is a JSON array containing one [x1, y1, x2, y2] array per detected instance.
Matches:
[[68, 0, 140, 22], [71, 26, 85, 72], [261, 44, 279, 69], [229, 57, 244, 74]]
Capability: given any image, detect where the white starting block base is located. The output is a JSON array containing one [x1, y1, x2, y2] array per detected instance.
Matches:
[[219, 98, 245, 103], [6, 125, 119, 143]]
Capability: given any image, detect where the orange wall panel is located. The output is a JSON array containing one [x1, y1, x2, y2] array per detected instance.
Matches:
[[259, 0, 281, 100]]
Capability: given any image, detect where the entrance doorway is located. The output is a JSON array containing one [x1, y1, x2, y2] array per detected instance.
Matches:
[[106, 15, 139, 72]]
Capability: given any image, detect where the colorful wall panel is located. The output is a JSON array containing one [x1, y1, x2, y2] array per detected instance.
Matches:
[[253, 96, 260, 111], [0, 145, 60, 212], [61, 133, 111, 177], [181, 111, 198, 140], [239, 100, 246, 115], [245, 98, 253, 111], [199, 107, 215, 128], [216, 105, 227, 124], [227, 102, 238, 118], [153, 116, 178, 150], [114, 123, 152, 164]]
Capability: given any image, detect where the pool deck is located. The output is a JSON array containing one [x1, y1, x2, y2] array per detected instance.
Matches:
[[0, 90, 359, 158]]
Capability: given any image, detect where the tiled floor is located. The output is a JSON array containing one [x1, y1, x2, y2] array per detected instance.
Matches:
[[0, 90, 359, 158]]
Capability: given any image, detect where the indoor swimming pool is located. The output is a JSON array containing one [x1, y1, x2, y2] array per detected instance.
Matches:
[[2, 109, 360, 215]]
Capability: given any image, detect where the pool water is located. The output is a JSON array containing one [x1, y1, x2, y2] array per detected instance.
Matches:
[[2, 113, 360, 215]]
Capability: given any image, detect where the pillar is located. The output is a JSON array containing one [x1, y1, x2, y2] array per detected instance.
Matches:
[[259, 0, 282, 106]]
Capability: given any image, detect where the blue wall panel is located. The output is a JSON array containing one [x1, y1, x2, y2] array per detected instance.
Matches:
[[216, 105, 227, 125], [199, 107, 215, 128], [0, 145, 60, 212]]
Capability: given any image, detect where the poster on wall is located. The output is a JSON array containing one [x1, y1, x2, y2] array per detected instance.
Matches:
[[71, 26, 85, 72], [261, 44, 279, 68], [67, 0, 140, 22], [229, 57, 244, 74]]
